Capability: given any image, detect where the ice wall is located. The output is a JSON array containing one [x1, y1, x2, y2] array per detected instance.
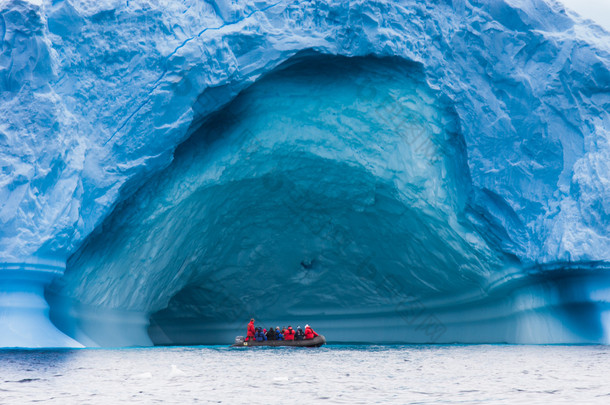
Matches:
[[1, 0, 610, 346], [50, 54, 506, 345]]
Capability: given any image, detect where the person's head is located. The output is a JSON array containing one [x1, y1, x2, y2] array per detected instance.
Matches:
[[305, 324, 310, 328], [250, 318, 254, 323], [276, 327, 280, 330]]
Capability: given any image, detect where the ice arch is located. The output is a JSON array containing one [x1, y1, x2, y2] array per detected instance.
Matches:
[[46, 53, 511, 345], [3, 0, 610, 348]]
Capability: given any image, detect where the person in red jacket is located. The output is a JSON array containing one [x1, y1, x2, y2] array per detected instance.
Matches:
[[246, 318, 255, 341], [304, 324, 318, 339], [284, 326, 296, 340]]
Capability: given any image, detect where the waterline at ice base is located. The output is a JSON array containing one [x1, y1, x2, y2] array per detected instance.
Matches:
[[1, 0, 609, 348]]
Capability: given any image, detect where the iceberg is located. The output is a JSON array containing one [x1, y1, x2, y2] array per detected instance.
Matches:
[[0, 0, 609, 347]]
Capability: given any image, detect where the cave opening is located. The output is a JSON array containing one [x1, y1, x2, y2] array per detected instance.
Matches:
[[50, 52, 502, 346]]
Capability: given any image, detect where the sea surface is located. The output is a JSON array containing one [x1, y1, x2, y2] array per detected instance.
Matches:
[[1, 345, 609, 404]]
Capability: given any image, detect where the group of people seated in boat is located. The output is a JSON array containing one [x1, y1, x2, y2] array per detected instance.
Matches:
[[246, 319, 319, 342]]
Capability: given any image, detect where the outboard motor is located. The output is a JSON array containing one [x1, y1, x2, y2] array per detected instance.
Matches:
[[234, 336, 245, 345]]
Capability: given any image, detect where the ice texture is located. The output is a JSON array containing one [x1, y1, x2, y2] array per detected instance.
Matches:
[[0, 260, 82, 347], [1, 0, 610, 346]]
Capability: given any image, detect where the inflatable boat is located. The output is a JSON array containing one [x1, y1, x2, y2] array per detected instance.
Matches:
[[231, 335, 326, 347]]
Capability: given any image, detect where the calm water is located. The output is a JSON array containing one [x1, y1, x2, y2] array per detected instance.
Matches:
[[1, 345, 609, 404]]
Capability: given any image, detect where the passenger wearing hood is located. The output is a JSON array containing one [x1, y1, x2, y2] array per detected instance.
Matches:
[[255, 327, 267, 341], [266, 327, 276, 341], [284, 326, 296, 340]]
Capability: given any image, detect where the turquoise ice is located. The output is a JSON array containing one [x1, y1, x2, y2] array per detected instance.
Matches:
[[0, 0, 609, 346]]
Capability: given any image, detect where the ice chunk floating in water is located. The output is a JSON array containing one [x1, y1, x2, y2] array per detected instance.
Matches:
[[1, 0, 610, 347]]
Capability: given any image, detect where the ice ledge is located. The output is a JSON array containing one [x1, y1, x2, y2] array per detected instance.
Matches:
[[0, 258, 66, 275], [0, 258, 83, 348]]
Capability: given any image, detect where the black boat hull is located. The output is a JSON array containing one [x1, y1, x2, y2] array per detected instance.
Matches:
[[231, 335, 326, 347]]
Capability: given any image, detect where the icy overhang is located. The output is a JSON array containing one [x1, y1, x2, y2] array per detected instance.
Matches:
[[47, 54, 508, 345], [2, 0, 610, 347]]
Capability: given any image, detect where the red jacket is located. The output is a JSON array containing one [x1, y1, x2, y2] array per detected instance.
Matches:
[[247, 321, 255, 339], [284, 327, 295, 340], [304, 326, 318, 339]]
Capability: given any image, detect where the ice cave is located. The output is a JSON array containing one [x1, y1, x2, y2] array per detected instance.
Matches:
[[1, 0, 609, 347]]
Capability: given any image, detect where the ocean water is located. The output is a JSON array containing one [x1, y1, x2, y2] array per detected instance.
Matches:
[[1, 345, 609, 404]]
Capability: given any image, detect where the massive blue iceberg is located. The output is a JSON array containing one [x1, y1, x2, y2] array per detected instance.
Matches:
[[1, 0, 609, 347]]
